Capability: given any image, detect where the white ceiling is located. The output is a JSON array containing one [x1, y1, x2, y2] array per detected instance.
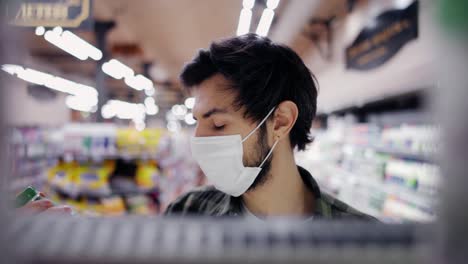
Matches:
[[18, 0, 433, 117], [93, 0, 243, 83]]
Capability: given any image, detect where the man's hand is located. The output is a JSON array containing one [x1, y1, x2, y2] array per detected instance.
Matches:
[[18, 193, 73, 215], [19, 200, 73, 215]]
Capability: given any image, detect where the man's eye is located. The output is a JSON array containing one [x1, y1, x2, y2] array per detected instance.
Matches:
[[214, 125, 225, 131]]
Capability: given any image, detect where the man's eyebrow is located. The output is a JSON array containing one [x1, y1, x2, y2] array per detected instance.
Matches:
[[195, 108, 229, 120]]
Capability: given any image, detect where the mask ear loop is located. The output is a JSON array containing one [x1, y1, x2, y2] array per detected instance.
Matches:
[[259, 139, 279, 168], [242, 107, 277, 143]]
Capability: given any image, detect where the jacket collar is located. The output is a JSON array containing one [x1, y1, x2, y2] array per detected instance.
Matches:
[[224, 166, 329, 218]]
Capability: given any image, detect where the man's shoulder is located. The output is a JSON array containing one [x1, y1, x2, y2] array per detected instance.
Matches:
[[164, 185, 233, 216], [319, 192, 377, 220]]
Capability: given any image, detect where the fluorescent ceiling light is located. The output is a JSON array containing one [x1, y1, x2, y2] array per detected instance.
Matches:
[[144, 97, 155, 107], [53, 26, 63, 35], [17, 68, 53, 85], [167, 120, 181, 133], [46, 76, 78, 94], [184, 97, 195, 109], [144, 96, 159, 115], [61, 31, 103, 60], [266, 0, 280, 9], [101, 104, 114, 119], [166, 111, 176, 121], [65, 95, 97, 113], [102, 59, 134, 80], [243, 0, 255, 9], [75, 84, 99, 97], [46, 77, 97, 97], [44, 29, 87, 60], [184, 113, 196, 125], [2, 64, 98, 102], [256, 9, 275, 37], [35, 26, 45, 36], [124, 74, 153, 91], [41, 26, 102, 61], [1, 64, 23, 75], [145, 104, 159, 115], [101, 100, 146, 120], [237, 9, 253, 36], [145, 87, 155, 96], [135, 121, 146, 131], [171, 104, 187, 116]]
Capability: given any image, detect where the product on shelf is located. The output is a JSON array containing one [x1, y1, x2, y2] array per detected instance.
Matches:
[[296, 116, 440, 222], [116, 128, 165, 157], [126, 195, 156, 215], [100, 196, 127, 216], [48, 161, 79, 197], [135, 160, 161, 190], [75, 161, 114, 197], [63, 123, 117, 158], [385, 159, 440, 194], [9, 123, 202, 216]]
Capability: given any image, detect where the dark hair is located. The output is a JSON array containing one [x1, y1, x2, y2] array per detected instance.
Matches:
[[180, 33, 318, 151]]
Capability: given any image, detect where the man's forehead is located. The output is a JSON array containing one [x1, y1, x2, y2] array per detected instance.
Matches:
[[193, 74, 237, 111]]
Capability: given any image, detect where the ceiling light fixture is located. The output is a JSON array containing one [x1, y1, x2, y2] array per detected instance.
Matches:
[[171, 104, 188, 117], [2, 64, 98, 98], [35, 26, 45, 36], [2, 64, 98, 112], [42, 26, 102, 61], [184, 113, 197, 125], [266, 0, 280, 9], [124, 74, 153, 91], [101, 100, 146, 120], [184, 97, 195, 109], [145, 87, 155, 96], [65, 95, 97, 113], [101, 59, 135, 80], [256, 9, 275, 37], [236, 0, 255, 36]]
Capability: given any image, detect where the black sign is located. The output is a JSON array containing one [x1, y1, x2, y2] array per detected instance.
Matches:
[[346, 1, 418, 71], [6, 0, 92, 29]]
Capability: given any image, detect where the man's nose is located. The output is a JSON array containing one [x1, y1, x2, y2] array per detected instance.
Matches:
[[193, 125, 215, 137], [194, 124, 204, 137]]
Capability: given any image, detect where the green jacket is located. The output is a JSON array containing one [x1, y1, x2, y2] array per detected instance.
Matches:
[[165, 166, 375, 220]]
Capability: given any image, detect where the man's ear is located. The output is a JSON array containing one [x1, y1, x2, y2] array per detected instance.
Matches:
[[271, 101, 299, 141]]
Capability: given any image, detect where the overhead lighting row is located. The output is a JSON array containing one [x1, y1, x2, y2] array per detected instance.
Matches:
[[37, 26, 156, 97], [101, 97, 158, 118], [1, 64, 98, 112], [101, 100, 146, 120], [144, 96, 159, 116], [236, 0, 280, 37], [169, 102, 196, 126], [101, 59, 155, 94], [36, 26, 103, 61]]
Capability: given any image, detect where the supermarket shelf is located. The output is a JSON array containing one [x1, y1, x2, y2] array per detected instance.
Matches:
[[310, 162, 436, 222], [332, 164, 434, 208], [10, 174, 47, 191], [352, 144, 435, 163], [372, 146, 435, 163], [51, 185, 158, 200], [11, 152, 161, 162]]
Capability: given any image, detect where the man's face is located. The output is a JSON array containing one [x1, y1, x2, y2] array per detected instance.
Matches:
[[191, 73, 273, 190]]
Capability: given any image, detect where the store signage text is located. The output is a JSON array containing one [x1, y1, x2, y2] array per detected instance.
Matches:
[[346, 1, 418, 71], [7, 0, 91, 28]]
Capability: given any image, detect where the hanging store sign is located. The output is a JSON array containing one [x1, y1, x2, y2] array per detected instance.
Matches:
[[6, 0, 92, 29], [346, 1, 418, 71]]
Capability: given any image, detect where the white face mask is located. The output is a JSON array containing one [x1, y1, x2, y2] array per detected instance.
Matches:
[[190, 107, 278, 197]]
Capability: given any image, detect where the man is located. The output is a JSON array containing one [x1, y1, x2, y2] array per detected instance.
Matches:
[[165, 34, 371, 220], [24, 34, 371, 220]]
